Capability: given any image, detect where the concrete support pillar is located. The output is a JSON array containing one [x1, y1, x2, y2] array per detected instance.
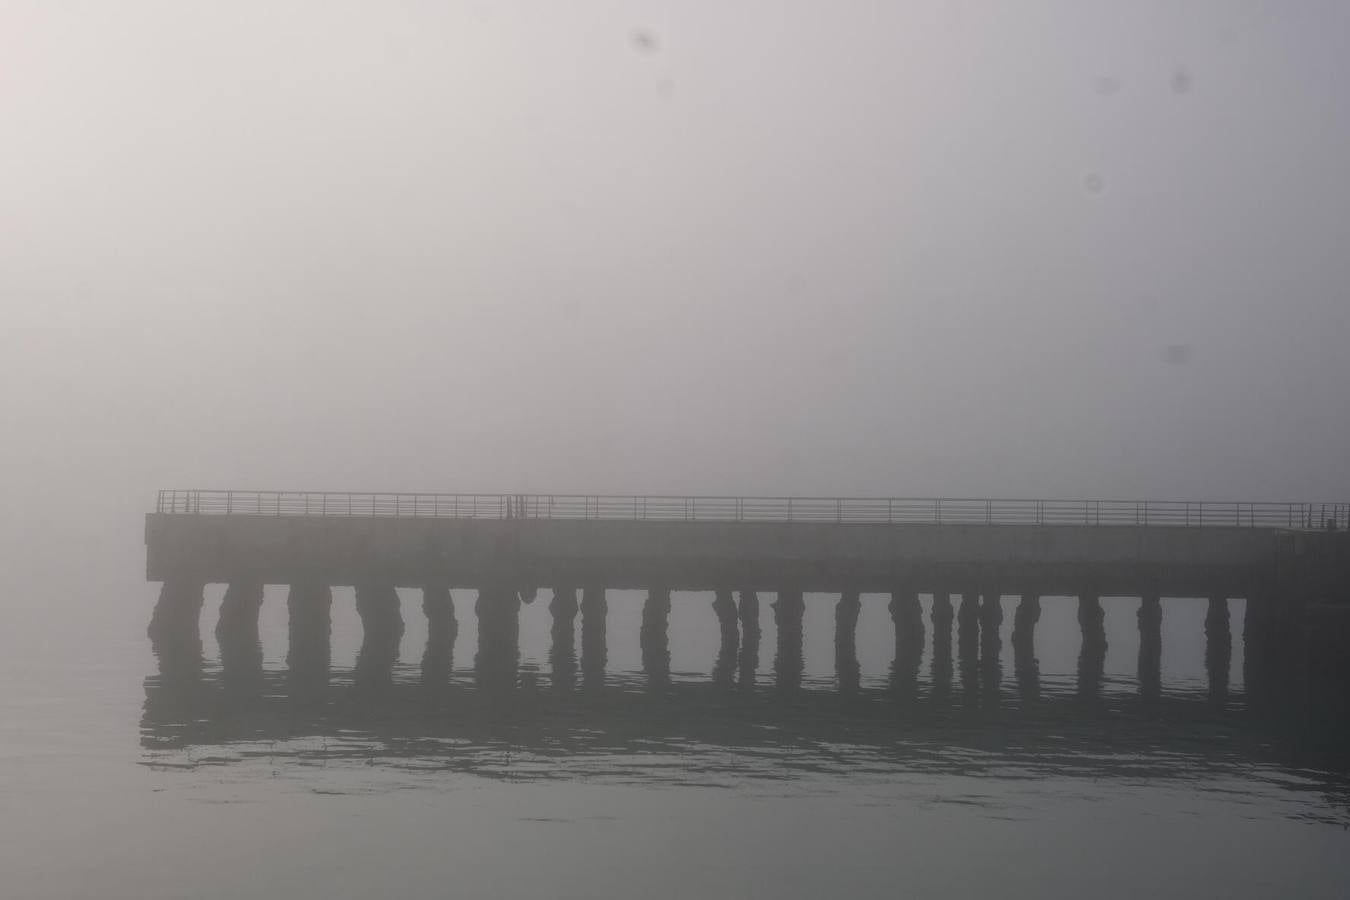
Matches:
[[1077, 593, 1107, 698], [957, 590, 981, 701], [834, 590, 862, 694], [549, 586, 579, 691], [148, 579, 206, 687], [930, 592, 954, 699], [738, 590, 761, 690], [286, 582, 332, 696], [889, 588, 924, 700], [641, 587, 672, 688], [979, 592, 1003, 697], [1137, 594, 1162, 700], [1205, 596, 1232, 700], [580, 587, 607, 690], [216, 581, 265, 693], [420, 585, 457, 687], [712, 590, 740, 688], [1012, 594, 1041, 701], [148, 579, 205, 642], [355, 584, 404, 691], [772, 589, 805, 691], [475, 586, 521, 689]]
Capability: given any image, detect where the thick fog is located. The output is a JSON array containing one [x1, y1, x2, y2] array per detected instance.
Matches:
[[2, 2, 1347, 591]]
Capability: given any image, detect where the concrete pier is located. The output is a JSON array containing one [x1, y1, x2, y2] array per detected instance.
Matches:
[[143, 492, 1350, 707], [148, 499, 1348, 597]]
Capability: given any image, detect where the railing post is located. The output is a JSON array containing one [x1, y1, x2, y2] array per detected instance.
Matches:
[[936, 499, 942, 524]]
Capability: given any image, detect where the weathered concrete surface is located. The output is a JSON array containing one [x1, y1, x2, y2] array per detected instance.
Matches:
[[145, 514, 1349, 598]]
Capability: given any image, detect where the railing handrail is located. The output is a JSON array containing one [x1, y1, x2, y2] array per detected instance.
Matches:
[[151, 490, 1350, 530]]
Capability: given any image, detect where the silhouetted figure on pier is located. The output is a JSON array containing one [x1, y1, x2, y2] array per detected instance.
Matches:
[[580, 587, 607, 691], [286, 582, 332, 701], [549, 587, 579, 692], [1077, 593, 1107, 699], [1205, 596, 1231, 701], [738, 590, 761, 691], [421, 585, 457, 689], [834, 590, 862, 695], [712, 590, 740, 689], [773, 589, 805, 692], [1012, 594, 1041, 703], [1137, 595, 1162, 702], [641, 587, 672, 690], [354, 585, 403, 693], [930, 593, 955, 702]]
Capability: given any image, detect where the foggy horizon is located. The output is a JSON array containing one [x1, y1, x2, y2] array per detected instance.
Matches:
[[4, 2, 1347, 526]]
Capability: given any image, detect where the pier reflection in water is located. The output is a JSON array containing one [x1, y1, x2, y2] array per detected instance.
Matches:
[[143, 587, 1350, 819]]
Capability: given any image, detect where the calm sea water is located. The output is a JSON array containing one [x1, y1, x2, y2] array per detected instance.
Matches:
[[2, 584, 1348, 899]]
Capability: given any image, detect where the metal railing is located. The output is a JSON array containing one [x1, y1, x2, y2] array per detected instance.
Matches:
[[154, 490, 1350, 530]]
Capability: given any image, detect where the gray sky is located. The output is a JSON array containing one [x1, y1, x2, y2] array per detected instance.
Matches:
[[3, 0, 1348, 558]]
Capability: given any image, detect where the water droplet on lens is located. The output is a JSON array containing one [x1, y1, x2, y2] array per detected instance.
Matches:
[[1171, 66, 1193, 95]]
